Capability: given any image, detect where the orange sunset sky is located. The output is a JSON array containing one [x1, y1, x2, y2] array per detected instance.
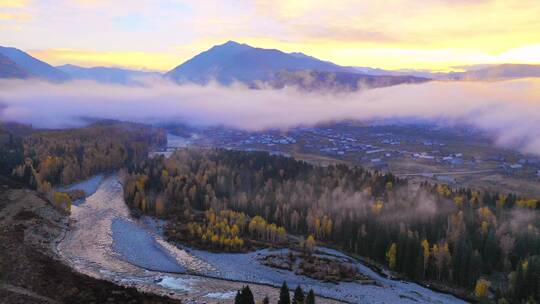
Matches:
[[1, 0, 539, 71]]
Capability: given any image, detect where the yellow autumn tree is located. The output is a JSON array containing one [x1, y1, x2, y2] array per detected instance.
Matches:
[[155, 197, 166, 216], [52, 191, 72, 213], [474, 278, 490, 297], [371, 200, 384, 215], [453, 196, 464, 207], [386, 243, 397, 269], [305, 235, 316, 253], [277, 226, 287, 243], [496, 194, 507, 210], [436, 184, 451, 197], [515, 199, 538, 209], [421, 239, 430, 272]]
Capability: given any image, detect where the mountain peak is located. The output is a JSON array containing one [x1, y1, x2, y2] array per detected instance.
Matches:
[[57, 64, 79, 69], [213, 40, 252, 52], [220, 40, 248, 47]]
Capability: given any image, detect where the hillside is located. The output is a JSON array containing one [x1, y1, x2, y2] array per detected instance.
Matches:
[[0, 46, 68, 81], [0, 53, 28, 79], [0, 180, 181, 303]]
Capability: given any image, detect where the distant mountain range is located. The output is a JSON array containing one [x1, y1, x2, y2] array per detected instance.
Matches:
[[0, 46, 156, 84], [456, 64, 540, 80], [56, 64, 160, 85], [360, 64, 540, 80], [266, 70, 429, 91], [1, 42, 540, 89]]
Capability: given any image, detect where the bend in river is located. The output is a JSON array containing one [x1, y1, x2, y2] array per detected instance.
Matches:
[[57, 173, 466, 304]]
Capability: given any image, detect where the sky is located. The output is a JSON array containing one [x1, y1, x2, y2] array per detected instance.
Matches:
[[1, 0, 540, 71]]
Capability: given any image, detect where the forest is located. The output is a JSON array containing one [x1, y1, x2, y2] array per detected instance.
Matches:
[[9, 122, 166, 188], [1, 121, 166, 211], [124, 148, 540, 303]]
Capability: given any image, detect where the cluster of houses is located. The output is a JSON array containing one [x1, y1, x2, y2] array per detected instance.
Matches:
[[182, 125, 540, 179]]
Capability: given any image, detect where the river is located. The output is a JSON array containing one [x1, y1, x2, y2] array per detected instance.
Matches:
[[55, 171, 467, 304]]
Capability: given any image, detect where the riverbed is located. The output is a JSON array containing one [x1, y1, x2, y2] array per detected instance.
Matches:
[[56, 173, 466, 304], [56, 174, 316, 303]]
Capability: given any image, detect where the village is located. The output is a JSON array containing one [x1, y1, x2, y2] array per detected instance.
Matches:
[[166, 122, 540, 196]]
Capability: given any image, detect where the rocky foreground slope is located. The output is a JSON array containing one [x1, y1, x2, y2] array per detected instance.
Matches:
[[0, 180, 181, 304]]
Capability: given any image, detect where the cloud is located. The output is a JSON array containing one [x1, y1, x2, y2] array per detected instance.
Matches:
[[250, 0, 540, 49], [0, 0, 30, 28], [2, 0, 540, 71], [1, 78, 540, 156], [0, 0, 27, 8]]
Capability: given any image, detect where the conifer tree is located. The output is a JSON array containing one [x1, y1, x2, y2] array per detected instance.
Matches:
[[235, 291, 242, 304], [305, 289, 315, 304], [292, 285, 305, 304], [242, 285, 255, 304], [278, 281, 290, 304], [234, 285, 255, 304]]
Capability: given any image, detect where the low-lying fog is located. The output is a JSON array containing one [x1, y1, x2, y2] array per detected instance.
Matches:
[[1, 78, 539, 155]]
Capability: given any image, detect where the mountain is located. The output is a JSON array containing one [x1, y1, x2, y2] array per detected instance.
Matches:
[[457, 64, 540, 80], [166, 40, 353, 84], [267, 70, 429, 91], [0, 46, 159, 84], [166, 41, 428, 89], [0, 46, 69, 81], [0, 53, 29, 79], [57, 64, 160, 84], [357, 64, 540, 81], [349, 66, 462, 80], [349, 66, 397, 76]]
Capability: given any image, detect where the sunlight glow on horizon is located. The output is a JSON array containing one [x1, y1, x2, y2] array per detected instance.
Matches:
[[1, 0, 540, 71]]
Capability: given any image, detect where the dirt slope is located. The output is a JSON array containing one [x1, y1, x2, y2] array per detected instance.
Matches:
[[0, 182, 181, 304]]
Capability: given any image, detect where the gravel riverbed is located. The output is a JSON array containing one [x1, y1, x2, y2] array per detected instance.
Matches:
[[57, 174, 466, 304]]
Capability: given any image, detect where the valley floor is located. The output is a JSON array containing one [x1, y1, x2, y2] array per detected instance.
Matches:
[[56, 174, 333, 304], [56, 173, 466, 304]]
